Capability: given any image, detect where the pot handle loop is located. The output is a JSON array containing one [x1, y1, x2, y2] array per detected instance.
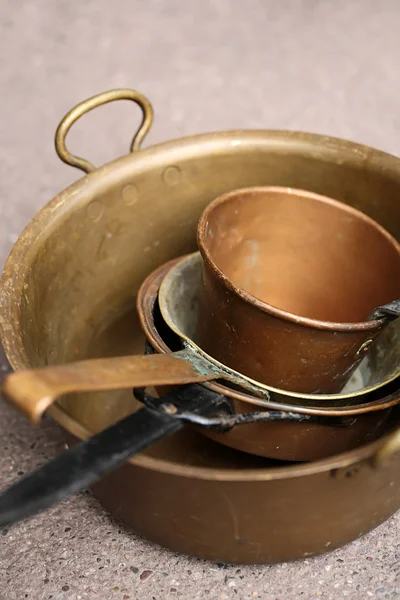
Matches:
[[54, 88, 154, 174], [373, 428, 400, 466]]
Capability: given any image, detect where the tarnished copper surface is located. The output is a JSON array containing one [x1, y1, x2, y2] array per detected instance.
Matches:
[[5, 246, 398, 423], [157, 252, 400, 404], [196, 187, 400, 394], [0, 89, 399, 563], [137, 258, 397, 461]]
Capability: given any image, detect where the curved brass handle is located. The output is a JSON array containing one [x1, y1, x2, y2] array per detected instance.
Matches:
[[373, 428, 400, 466], [54, 88, 154, 173]]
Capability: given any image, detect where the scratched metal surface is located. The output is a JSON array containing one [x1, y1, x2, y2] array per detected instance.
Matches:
[[0, 1, 399, 599]]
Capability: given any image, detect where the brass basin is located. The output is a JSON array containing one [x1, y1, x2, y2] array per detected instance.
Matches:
[[0, 89, 399, 563]]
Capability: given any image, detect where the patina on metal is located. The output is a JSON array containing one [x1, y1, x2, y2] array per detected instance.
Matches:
[[1, 380, 348, 529], [3, 247, 399, 423], [158, 252, 400, 402], [0, 383, 227, 528], [196, 187, 400, 394], [138, 257, 399, 462], [0, 88, 399, 564]]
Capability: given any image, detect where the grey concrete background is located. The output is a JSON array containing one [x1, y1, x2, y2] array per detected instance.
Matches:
[[0, 1, 399, 599]]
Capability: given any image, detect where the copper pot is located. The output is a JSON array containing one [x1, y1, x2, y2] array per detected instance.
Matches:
[[138, 256, 398, 461], [0, 88, 399, 563], [196, 187, 400, 394]]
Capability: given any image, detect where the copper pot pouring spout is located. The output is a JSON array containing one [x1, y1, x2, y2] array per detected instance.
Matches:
[[196, 187, 400, 394]]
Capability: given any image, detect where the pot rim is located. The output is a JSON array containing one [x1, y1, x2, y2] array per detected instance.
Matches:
[[139, 254, 400, 412], [197, 185, 400, 332], [47, 400, 398, 481]]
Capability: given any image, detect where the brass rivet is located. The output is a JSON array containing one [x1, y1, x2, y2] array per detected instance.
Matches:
[[331, 464, 362, 479], [162, 165, 181, 186], [87, 200, 104, 221], [121, 183, 139, 206], [161, 403, 178, 415]]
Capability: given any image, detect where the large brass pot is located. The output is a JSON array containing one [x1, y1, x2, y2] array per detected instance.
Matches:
[[0, 89, 399, 563]]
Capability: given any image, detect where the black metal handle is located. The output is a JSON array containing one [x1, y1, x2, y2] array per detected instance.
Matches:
[[135, 387, 357, 430], [0, 384, 222, 529], [0, 374, 360, 529], [368, 299, 400, 322]]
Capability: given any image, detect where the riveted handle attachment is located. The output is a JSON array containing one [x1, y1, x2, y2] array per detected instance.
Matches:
[[55, 88, 154, 173]]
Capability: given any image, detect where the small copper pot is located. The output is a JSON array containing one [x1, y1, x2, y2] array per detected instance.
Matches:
[[196, 187, 400, 394], [137, 258, 397, 462]]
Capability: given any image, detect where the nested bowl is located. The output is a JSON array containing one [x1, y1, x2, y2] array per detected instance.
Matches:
[[1, 89, 399, 563]]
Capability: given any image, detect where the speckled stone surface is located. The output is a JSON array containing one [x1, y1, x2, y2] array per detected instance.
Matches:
[[0, 1, 399, 599]]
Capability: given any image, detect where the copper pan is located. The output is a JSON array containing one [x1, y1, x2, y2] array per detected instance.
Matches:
[[138, 256, 399, 461], [0, 88, 399, 563], [196, 187, 400, 394]]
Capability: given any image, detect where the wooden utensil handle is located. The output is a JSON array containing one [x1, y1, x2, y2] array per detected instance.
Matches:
[[1, 350, 215, 423]]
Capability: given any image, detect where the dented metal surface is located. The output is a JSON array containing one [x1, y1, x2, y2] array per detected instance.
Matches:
[[0, 88, 399, 564], [139, 257, 399, 461]]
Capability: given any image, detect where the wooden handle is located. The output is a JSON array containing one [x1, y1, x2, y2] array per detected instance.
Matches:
[[1, 351, 215, 424]]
